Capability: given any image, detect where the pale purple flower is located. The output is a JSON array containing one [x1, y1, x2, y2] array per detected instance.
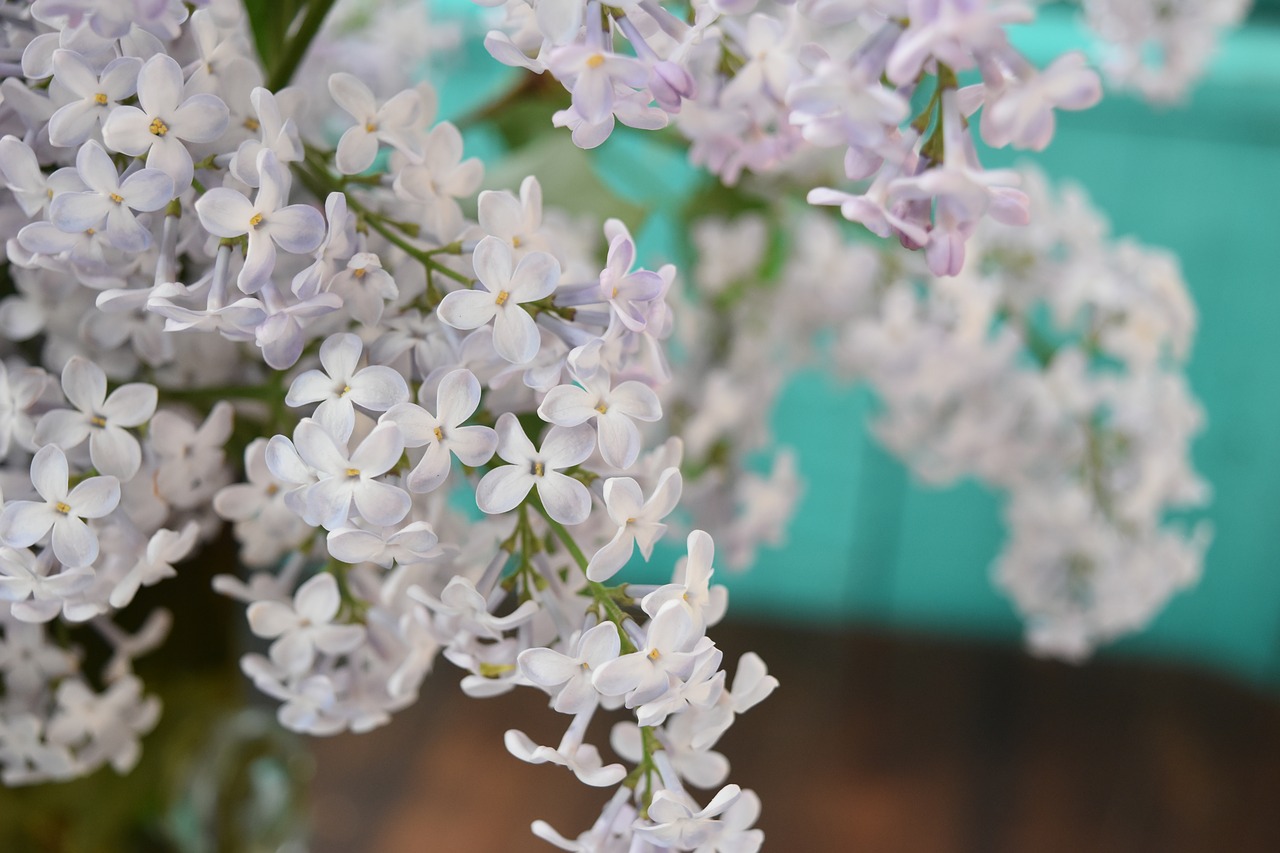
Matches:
[[326, 252, 398, 326], [634, 785, 748, 850], [247, 572, 365, 674], [108, 522, 199, 609], [598, 222, 667, 332], [229, 87, 304, 186], [0, 546, 94, 623], [437, 235, 561, 364], [409, 575, 540, 639], [475, 413, 594, 525], [586, 467, 682, 582], [591, 600, 711, 707], [642, 530, 729, 634], [328, 74, 424, 175], [538, 371, 662, 469], [287, 419, 410, 531], [326, 520, 439, 567], [380, 368, 497, 494], [518, 621, 621, 714], [34, 356, 157, 480], [101, 53, 229, 191], [285, 333, 409, 437], [0, 445, 120, 569], [47, 50, 141, 148], [195, 150, 326, 293], [50, 141, 174, 252]]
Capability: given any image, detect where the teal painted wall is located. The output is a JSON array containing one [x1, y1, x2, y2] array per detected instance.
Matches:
[[427, 4, 1280, 686]]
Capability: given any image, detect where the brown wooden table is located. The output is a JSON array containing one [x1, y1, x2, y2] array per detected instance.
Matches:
[[308, 621, 1280, 852]]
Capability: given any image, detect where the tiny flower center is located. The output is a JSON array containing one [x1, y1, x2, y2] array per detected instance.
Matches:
[[625, 517, 637, 525], [611, 286, 619, 298], [353, 267, 367, 279], [531, 461, 545, 477], [89, 415, 107, 428], [433, 426, 444, 442], [93, 92, 108, 106], [149, 117, 169, 136], [243, 117, 260, 132], [594, 403, 608, 414], [512, 236, 522, 248], [54, 501, 72, 515], [248, 213, 264, 228], [365, 122, 378, 133], [340, 385, 352, 396], [586, 53, 606, 69], [109, 193, 124, 204], [647, 648, 661, 661], [265, 483, 279, 496], [495, 290, 510, 306], [85, 228, 96, 235], [345, 467, 361, 478]]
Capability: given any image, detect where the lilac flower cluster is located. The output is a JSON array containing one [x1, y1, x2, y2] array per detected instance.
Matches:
[[477, 0, 1104, 275], [0, 1, 775, 845], [683, 167, 1209, 661]]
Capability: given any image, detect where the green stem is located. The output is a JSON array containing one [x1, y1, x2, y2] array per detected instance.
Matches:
[[267, 0, 340, 91], [529, 493, 638, 654]]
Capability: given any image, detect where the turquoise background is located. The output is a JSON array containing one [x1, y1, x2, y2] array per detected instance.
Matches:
[[427, 3, 1280, 686]]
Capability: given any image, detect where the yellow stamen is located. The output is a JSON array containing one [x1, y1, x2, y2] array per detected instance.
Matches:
[[647, 648, 661, 660], [512, 236, 522, 248], [93, 93, 108, 106], [340, 385, 352, 396], [248, 213, 263, 227], [433, 426, 444, 442], [611, 286, 619, 298], [353, 267, 367, 279], [495, 290, 510, 306], [109, 193, 124, 204], [89, 415, 107, 427], [85, 228, 95, 235], [345, 468, 360, 477], [532, 461, 545, 477], [365, 122, 378, 133], [587, 54, 606, 69], [149, 117, 169, 136], [54, 502, 72, 515], [243, 117, 260, 132], [594, 403, 608, 414]]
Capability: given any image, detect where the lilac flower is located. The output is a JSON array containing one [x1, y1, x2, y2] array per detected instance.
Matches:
[[247, 573, 365, 675], [0, 445, 120, 569], [285, 419, 410, 531], [538, 371, 663, 469], [195, 150, 326, 293], [586, 467, 682, 582], [328, 74, 425, 175], [49, 141, 174, 252], [47, 50, 141, 148], [101, 53, 229, 191], [437, 235, 561, 364], [475, 413, 595, 525], [380, 368, 498, 494], [33, 356, 156, 481], [285, 333, 409, 436]]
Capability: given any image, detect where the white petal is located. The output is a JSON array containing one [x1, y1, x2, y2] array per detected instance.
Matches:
[[405, 443, 451, 493], [348, 366, 409, 411], [509, 251, 560, 302], [296, 572, 341, 623], [30, 444, 69, 503], [266, 205, 326, 254], [195, 188, 254, 238], [88, 426, 141, 480], [586, 526, 635, 583], [119, 168, 175, 211], [100, 383, 157, 426], [248, 599, 297, 638], [352, 480, 410, 527], [537, 384, 595, 427], [536, 472, 591, 525], [472, 235, 513, 291], [475, 466, 534, 515], [492, 305, 540, 364], [52, 516, 98, 568], [66, 474, 121, 518], [445, 425, 497, 467], [436, 289, 498, 331], [436, 368, 481, 426], [540, 423, 595, 469], [596, 413, 639, 469]]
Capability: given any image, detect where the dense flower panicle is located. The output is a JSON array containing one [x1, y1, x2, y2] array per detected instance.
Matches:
[[472, 0, 1109, 276], [0, 3, 774, 844]]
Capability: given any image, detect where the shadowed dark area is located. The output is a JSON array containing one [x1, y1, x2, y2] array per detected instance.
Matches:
[[308, 621, 1280, 852]]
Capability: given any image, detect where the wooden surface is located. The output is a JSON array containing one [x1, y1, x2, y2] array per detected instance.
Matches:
[[308, 622, 1280, 852]]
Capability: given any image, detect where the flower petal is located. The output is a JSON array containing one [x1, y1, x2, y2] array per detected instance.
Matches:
[[475, 466, 534, 515]]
